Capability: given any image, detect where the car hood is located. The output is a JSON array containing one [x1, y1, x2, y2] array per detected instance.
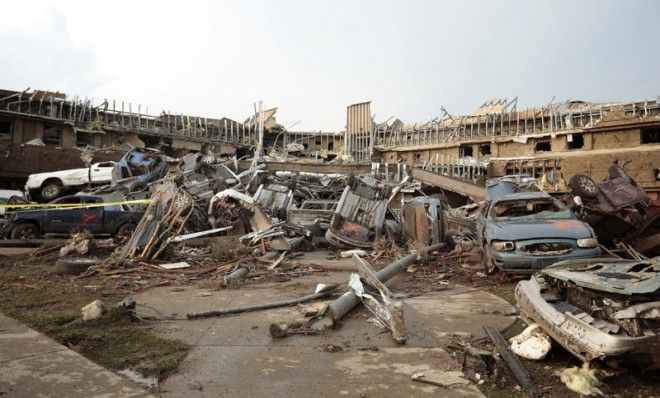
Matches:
[[542, 257, 660, 296], [487, 219, 592, 241]]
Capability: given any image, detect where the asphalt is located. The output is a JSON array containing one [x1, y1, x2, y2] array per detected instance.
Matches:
[[136, 268, 516, 397], [0, 312, 155, 398]]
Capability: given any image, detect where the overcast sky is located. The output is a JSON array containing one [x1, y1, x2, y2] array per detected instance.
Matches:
[[1, 0, 658, 130]]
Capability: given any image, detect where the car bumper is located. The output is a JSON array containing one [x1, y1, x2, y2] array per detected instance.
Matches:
[[325, 228, 373, 249], [515, 277, 660, 367], [491, 247, 600, 274]]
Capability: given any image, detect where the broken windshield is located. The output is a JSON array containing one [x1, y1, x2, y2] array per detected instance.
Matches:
[[492, 199, 573, 220]]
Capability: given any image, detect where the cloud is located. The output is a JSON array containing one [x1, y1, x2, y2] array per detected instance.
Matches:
[[0, 6, 106, 96]]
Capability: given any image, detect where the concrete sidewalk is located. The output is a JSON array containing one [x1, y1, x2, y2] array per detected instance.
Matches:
[[0, 313, 155, 398]]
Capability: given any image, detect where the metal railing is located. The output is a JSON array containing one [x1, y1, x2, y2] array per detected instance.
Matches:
[[0, 90, 258, 146]]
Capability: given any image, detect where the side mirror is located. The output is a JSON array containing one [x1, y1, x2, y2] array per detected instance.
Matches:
[[573, 196, 583, 208]]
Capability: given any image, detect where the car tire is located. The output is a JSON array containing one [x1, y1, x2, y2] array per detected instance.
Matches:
[[115, 222, 136, 239], [568, 174, 598, 199], [10, 223, 39, 240], [607, 164, 636, 185], [41, 181, 62, 201], [55, 258, 101, 275]]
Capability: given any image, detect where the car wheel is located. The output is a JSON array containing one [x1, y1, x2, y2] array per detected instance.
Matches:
[[568, 174, 598, 199], [115, 223, 136, 240], [55, 258, 101, 275], [10, 223, 39, 240], [607, 164, 635, 185], [41, 181, 62, 201]]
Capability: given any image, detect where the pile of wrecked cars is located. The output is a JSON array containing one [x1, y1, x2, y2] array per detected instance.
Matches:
[[479, 173, 659, 371]]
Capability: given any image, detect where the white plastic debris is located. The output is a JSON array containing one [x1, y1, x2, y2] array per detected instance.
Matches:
[[348, 273, 365, 296], [158, 262, 191, 270], [560, 363, 605, 397], [81, 299, 106, 321], [314, 283, 332, 294], [509, 323, 552, 360], [340, 249, 368, 258]]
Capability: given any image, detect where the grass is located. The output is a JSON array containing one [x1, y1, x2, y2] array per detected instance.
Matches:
[[0, 256, 189, 380]]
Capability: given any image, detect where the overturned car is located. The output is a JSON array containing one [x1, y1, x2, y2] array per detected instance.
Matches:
[[325, 175, 390, 249], [516, 257, 660, 368], [565, 163, 649, 243]]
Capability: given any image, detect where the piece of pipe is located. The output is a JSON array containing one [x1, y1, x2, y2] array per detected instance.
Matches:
[[311, 243, 444, 329], [186, 286, 338, 319]]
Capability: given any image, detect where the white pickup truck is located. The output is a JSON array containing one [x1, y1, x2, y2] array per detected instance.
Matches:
[[25, 161, 116, 201]]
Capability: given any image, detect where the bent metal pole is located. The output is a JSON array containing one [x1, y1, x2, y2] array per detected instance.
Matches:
[[316, 243, 444, 325]]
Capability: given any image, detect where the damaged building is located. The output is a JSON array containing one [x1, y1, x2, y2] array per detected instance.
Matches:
[[351, 97, 660, 200]]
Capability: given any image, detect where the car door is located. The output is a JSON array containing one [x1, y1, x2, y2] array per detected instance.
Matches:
[[89, 162, 115, 184], [80, 196, 104, 234], [44, 196, 84, 234]]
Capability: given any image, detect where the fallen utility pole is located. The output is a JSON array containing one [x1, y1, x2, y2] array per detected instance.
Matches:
[[484, 326, 539, 397], [186, 284, 339, 319], [317, 244, 443, 325], [271, 243, 444, 336]]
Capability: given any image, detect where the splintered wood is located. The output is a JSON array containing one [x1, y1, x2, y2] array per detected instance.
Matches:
[[110, 180, 197, 263]]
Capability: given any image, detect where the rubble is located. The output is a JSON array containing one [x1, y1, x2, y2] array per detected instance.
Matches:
[[81, 299, 106, 321], [59, 232, 95, 257], [410, 371, 470, 389], [560, 363, 605, 397], [509, 324, 552, 360], [484, 326, 540, 397], [462, 346, 498, 384]]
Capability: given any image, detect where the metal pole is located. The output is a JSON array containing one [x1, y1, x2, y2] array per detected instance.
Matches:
[[314, 244, 444, 325]]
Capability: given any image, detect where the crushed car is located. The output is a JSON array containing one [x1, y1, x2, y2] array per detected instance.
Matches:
[[287, 199, 337, 237], [565, 162, 649, 243], [1, 194, 144, 239], [516, 257, 660, 368], [25, 161, 116, 201], [0, 189, 27, 216], [325, 175, 390, 249], [477, 180, 601, 273], [111, 148, 168, 192], [401, 196, 445, 245]]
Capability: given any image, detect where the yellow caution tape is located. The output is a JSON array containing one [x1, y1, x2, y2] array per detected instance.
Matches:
[[0, 199, 152, 210]]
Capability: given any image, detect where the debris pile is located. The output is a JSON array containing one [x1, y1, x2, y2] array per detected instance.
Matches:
[[1, 142, 658, 396]]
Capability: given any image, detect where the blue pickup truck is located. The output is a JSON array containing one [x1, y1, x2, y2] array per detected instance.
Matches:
[[1, 195, 144, 240]]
